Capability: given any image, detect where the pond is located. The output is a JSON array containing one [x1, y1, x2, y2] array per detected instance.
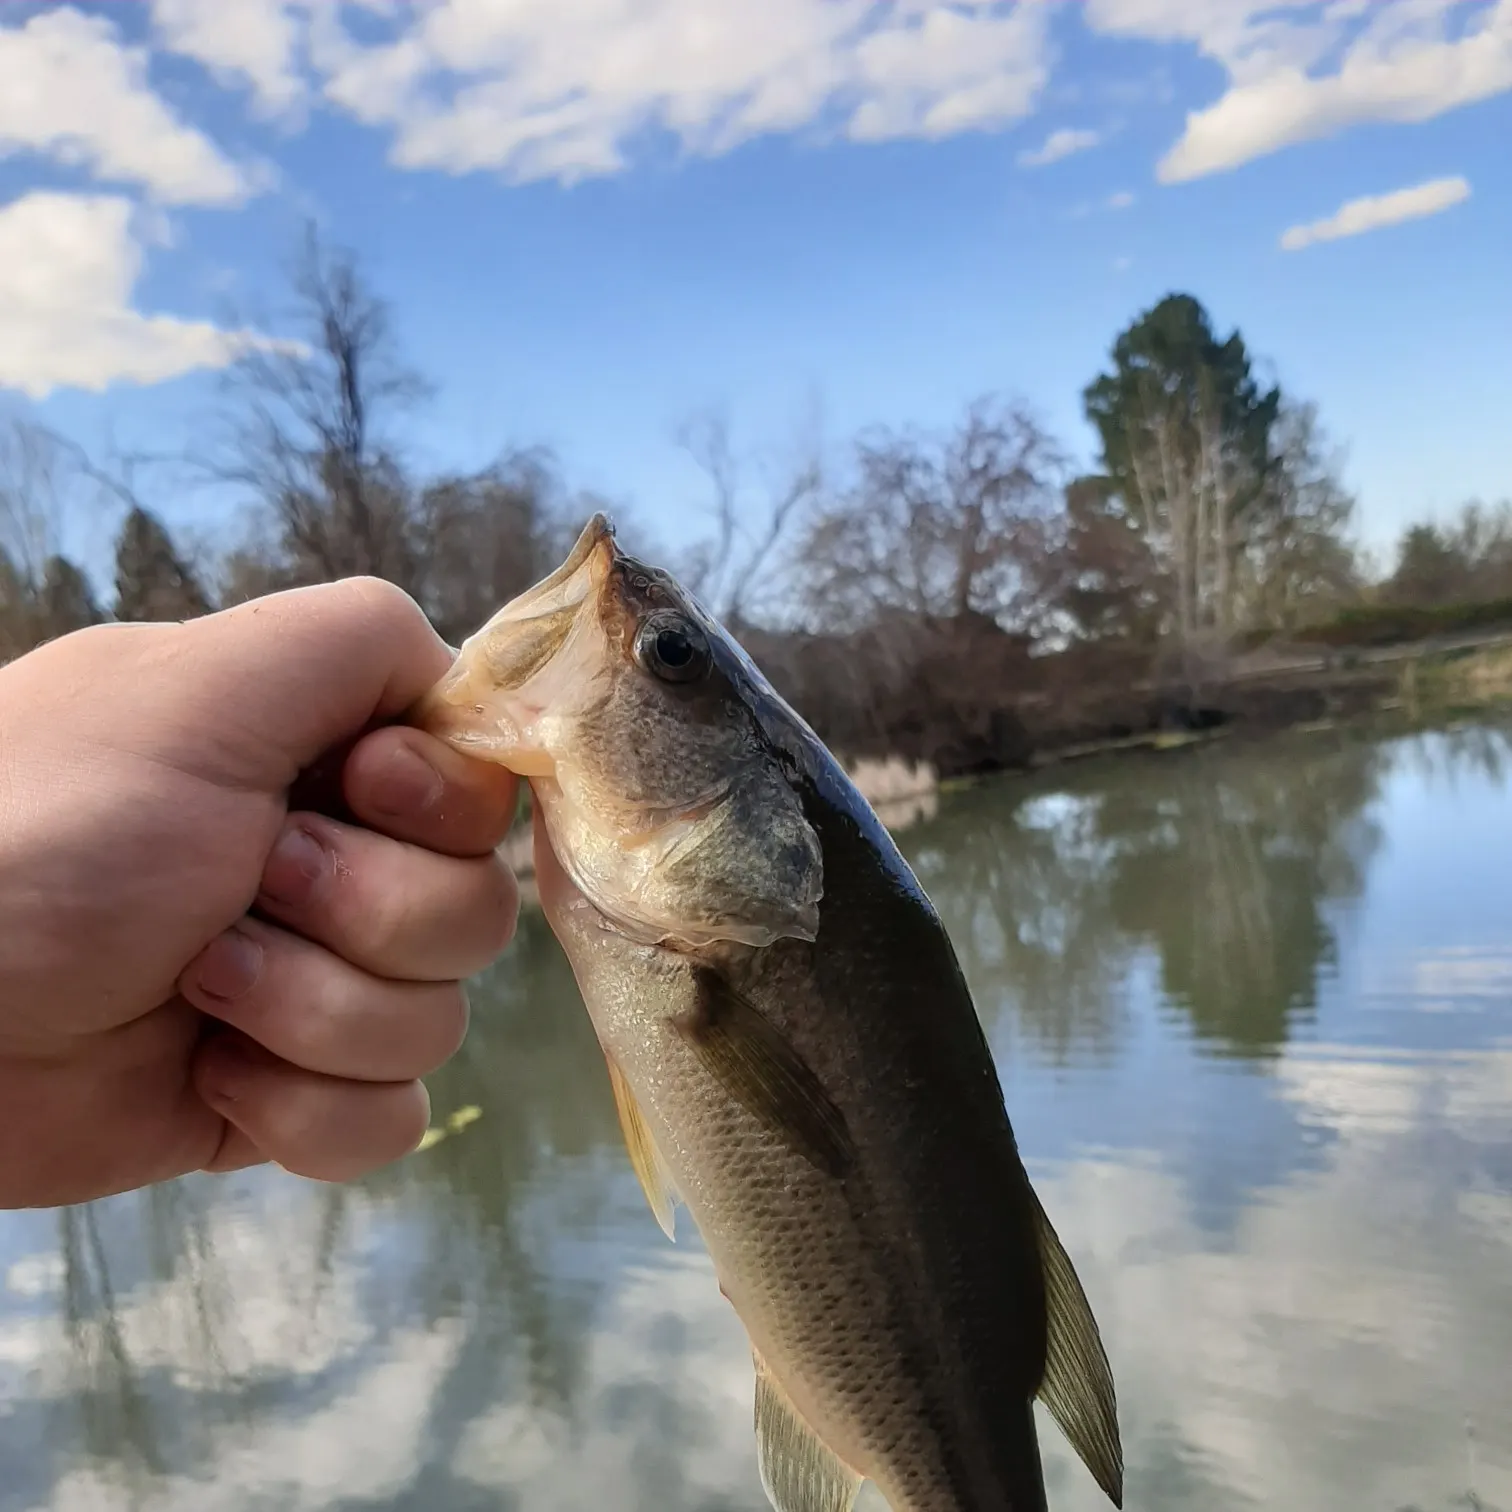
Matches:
[[4, 718, 1512, 1512]]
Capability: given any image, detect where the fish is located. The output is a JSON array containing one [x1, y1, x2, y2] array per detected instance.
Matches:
[[408, 514, 1123, 1512]]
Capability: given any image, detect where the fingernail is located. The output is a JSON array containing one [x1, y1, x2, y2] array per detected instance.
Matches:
[[369, 743, 445, 818], [260, 825, 329, 908], [192, 927, 263, 1003]]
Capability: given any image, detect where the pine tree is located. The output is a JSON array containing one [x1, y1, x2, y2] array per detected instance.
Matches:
[[113, 507, 212, 622], [39, 555, 103, 639]]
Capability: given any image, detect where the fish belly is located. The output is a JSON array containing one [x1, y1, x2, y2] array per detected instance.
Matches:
[[618, 1022, 1047, 1512]]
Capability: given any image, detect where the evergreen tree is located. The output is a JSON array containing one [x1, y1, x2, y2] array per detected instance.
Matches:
[[1083, 293, 1281, 642], [113, 507, 212, 622], [39, 555, 102, 639]]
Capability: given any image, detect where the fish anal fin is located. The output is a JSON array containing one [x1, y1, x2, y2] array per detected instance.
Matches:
[[678, 967, 853, 1178], [1031, 1190, 1124, 1508], [752, 1348, 863, 1512], [604, 1053, 679, 1242]]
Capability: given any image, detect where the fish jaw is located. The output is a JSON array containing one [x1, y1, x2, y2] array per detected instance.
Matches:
[[407, 514, 618, 776]]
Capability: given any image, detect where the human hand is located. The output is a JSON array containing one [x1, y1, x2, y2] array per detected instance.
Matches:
[[0, 579, 519, 1209]]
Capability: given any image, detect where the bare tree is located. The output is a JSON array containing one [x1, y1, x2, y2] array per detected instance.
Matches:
[[1385, 498, 1512, 607], [206, 226, 433, 591], [414, 448, 588, 646], [1032, 473, 1166, 644], [1238, 400, 1359, 628], [0, 419, 74, 592], [675, 400, 824, 631], [797, 396, 1067, 634], [0, 418, 108, 656]]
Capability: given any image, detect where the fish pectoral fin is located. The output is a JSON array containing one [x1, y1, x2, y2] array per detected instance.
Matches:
[[1032, 1190, 1125, 1509], [679, 968, 853, 1178], [604, 1053, 680, 1242], [753, 1349, 863, 1512]]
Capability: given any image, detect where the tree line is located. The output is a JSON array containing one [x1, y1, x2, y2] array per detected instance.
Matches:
[[2, 233, 1505, 770]]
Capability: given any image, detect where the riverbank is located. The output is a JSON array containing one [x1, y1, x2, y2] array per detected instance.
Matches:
[[494, 634, 1512, 901], [1001, 631, 1512, 776]]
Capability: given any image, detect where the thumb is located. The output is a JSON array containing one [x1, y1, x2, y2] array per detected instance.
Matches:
[[169, 577, 456, 791]]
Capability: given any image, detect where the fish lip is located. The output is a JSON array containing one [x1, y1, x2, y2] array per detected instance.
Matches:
[[407, 512, 619, 739], [405, 657, 499, 745], [550, 511, 617, 587], [491, 512, 618, 623]]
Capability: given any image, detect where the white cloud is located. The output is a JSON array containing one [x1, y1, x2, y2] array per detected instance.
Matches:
[[1086, 0, 1512, 181], [1106, 187, 1136, 208], [4, 1251, 64, 1301], [0, 6, 252, 205], [1280, 173, 1470, 249], [315, 0, 1052, 185], [1017, 124, 1102, 166], [150, 0, 307, 116], [0, 192, 292, 399]]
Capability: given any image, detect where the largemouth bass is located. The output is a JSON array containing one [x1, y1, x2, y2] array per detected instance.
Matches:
[[409, 515, 1123, 1512]]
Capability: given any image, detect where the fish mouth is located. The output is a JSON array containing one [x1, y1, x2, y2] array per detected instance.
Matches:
[[510, 511, 619, 618], [408, 512, 619, 765]]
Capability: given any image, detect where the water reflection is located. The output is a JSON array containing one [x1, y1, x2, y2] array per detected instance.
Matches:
[[905, 729, 1390, 1063], [4, 721, 1512, 1511]]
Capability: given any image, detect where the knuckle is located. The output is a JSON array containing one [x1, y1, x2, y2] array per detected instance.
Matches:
[[347, 878, 408, 964], [392, 1082, 432, 1155], [389, 981, 470, 1078], [343, 576, 432, 636], [279, 985, 341, 1067], [472, 857, 520, 957], [265, 1074, 336, 1154], [333, 843, 517, 979], [253, 1078, 431, 1183], [423, 983, 471, 1068]]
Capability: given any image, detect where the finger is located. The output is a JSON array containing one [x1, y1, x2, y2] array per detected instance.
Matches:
[[136, 577, 457, 793], [342, 724, 520, 858], [195, 1034, 430, 1183], [255, 813, 517, 981], [178, 917, 469, 1082]]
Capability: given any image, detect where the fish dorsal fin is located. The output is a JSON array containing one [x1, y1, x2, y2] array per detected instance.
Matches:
[[1031, 1191, 1124, 1508], [679, 968, 854, 1179], [753, 1349, 863, 1512], [603, 1053, 679, 1242]]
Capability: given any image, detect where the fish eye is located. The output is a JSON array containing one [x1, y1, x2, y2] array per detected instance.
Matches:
[[635, 612, 710, 685]]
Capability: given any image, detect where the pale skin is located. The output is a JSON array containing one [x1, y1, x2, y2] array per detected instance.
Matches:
[[0, 577, 521, 1211]]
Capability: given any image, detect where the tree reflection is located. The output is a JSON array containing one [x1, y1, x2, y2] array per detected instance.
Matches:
[[1101, 734, 1387, 1056], [905, 786, 1134, 1063], [1394, 718, 1512, 793], [906, 729, 1390, 1063]]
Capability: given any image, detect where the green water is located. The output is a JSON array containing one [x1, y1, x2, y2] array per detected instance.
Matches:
[[4, 719, 1512, 1512]]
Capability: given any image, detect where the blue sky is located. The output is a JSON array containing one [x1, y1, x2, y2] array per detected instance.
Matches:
[[1, 0, 1509, 580]]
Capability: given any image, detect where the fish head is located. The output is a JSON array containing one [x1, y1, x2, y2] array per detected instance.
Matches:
[[410, 513, 824, 950]]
